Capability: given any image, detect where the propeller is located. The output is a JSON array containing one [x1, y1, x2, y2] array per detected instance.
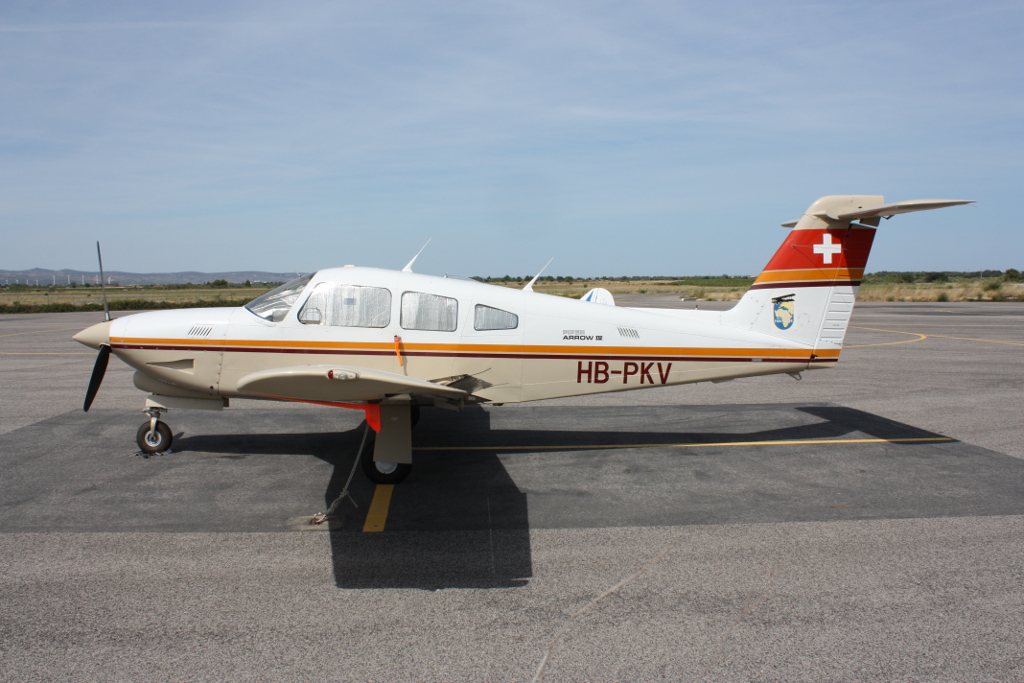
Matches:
[[83, 344, 110, 412], [97, 241, 111, 322], [80, 241, 113, 412]]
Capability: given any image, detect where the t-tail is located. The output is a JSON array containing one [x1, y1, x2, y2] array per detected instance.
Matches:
[[722, 195, 972, 367]]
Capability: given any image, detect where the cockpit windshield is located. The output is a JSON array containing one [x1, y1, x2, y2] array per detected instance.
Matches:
[[244, 274, 313, 322]]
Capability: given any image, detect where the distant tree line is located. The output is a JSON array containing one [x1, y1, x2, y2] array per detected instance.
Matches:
[[0, 279, 280, 291], [472, 270, 1023, 286], [3, 270, 1021, 295], [471, 274, 756, 286], [863, 269, 1021, 284]]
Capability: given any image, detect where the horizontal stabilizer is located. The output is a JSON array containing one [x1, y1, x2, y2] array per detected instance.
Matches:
[[828, 199, 973, 221], [237, 365, 467, 403]]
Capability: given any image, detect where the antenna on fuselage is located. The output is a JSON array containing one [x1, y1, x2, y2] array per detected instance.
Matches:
[[96, 241, 110, 322], [523, 258, 553, 292], [402, 239, 432, 273]]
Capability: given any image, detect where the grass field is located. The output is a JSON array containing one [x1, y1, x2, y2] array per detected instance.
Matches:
[[0, 285, 273, 313], [489, 278, 1024, 302], [1, 278, 1022, 314]]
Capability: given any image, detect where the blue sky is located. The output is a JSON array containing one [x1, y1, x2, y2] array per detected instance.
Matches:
[[2, 1, 1021, 276]]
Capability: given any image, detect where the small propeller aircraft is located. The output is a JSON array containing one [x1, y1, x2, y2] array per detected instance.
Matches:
[[74, 195, 972, 483]]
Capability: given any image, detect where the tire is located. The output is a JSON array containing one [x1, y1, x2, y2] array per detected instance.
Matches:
[[137, 420, 173, 454], [360, 445, 411, 484]]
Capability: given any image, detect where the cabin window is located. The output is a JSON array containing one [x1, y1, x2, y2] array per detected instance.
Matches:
[[474, 304, 518, 331], [244, 274, 312, 322], [298, 283, 391, 327], [401, 291, 458, 331]]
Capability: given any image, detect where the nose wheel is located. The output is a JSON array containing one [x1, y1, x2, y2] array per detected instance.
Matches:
[[137, 408, 173, 454]]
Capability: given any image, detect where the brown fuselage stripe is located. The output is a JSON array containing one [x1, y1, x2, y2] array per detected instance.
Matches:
[[748, 280, 861, 290], [111, 337, 839, 359], [110, 343, 835, 364]]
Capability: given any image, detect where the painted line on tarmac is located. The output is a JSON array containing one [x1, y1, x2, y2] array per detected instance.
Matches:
[[0, 327, 86, 338], [851, 325, 1024, 348], [0, 352, 93, 355], [363, 484, 394, 532], [413, 437, 954, 452], [926, 334, 1024, 347], [847, 326, 928, 347]]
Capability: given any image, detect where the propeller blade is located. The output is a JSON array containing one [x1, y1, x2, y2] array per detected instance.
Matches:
[[84, 344, 110, 412]]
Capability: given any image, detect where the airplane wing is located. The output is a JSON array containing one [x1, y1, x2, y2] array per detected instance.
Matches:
[[235, 365, 468, 403]]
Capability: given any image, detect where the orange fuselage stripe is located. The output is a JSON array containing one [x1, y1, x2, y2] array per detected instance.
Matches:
[[753, 267, 864, 284], [111, 337, 842, 360]]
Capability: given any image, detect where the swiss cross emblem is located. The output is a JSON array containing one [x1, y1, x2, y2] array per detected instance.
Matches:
[[813, 233, 842, 264]]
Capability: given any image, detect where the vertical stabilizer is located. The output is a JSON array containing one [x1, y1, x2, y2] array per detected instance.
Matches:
[[722, 195, 972, 366], [722, 195, 880, 366]]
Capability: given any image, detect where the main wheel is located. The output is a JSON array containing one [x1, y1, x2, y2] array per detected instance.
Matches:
[[361, 445, 411, 484], [136, 420, 173, 454]]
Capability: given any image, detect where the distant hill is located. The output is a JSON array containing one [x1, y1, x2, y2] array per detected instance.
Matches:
[[0, 268, 298, 286]]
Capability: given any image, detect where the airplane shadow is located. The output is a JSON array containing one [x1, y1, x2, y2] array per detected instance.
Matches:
[[175, 409, 533, 591], [331, 403, 950, 590], [174, 403, 954, 590], [321, 408, 533, 590]]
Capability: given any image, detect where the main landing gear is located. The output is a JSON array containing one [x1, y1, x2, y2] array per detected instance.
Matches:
[[137, 407, 172, 454], [360, 404, 420, 485], [361, 448, 412, 484]]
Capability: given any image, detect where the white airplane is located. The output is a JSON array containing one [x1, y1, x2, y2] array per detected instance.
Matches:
[[74, 195, 972, 484]]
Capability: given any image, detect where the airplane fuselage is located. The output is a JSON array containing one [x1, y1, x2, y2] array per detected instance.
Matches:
[[105, 268, 829, 408]]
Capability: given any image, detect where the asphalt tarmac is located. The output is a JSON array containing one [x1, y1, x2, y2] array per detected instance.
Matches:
[[2, 302, 1023, 682]]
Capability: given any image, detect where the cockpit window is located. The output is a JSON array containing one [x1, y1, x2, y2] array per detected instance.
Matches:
[[244, 275, 313, 322]]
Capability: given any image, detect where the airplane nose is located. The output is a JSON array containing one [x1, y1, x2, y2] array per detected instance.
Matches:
[[72, 320, 113, 349]]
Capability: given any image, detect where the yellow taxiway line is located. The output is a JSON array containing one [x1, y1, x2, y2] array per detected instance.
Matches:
[[0, 327, 86, 338], [927, 334, 1024, 347], [846, 326, 928, 347], [0, 352, 94, 355], [362, 484, 394, 532], [848, 325, 1024, 348], [413, 436, 953, 452]]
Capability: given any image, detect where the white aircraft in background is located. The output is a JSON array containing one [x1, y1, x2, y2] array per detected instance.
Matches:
[[74, 195, 972, 484]]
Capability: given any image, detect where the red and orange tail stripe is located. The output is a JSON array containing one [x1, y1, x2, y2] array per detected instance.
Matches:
[[750, 227, 875, 290]]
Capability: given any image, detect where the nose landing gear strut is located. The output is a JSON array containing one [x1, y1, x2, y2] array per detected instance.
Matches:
[[137, 407, 172, 454]]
